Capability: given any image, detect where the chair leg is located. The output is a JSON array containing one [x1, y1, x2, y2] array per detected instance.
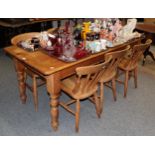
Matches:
[[124, 71, 129, 98], [75, 100, 80, 132], [133, 67, 138, 88], [111, 77, 117, 101], [24, 72, 27, 83], [99, 82, 104, 114], [94, 92, 101, 118], [116, 69, 119, 79], [32, 76, 38, 112]]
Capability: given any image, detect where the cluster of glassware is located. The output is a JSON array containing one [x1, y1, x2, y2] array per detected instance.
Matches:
[[39, 21, 89, 61], [38, 19, 122, 60]]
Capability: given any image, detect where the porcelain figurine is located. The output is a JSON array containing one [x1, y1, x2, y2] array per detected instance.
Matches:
[[102, 20, 107, 29], [86, 40, 102, 53], [100, 29, 109, 39], [107, 19, 113, 30], [106, 41, 113, 47], [90, 19, 101, 33], [112, 19, 122, 37], [107, 30, 114, 41], [19, 40, 35, 51], [94, 40, 101, 52], [81, 22, 91, 40], [100, 39, 107, 50], [85, 41, 90, 50], [39, 31, 52, 49], [113, 18, 141, 45]]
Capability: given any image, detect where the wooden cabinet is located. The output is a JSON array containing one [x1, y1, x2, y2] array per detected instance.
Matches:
[[0, 18, 70, 48], [144, 18, 155, 23]]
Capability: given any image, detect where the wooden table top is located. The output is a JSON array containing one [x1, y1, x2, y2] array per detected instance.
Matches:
[[4, 37, 142, 76]]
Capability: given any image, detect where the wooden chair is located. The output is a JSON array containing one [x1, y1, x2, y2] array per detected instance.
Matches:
[[11, 32, 45, 111], [60, 60, 110, 132], [99, 45, 130, 113], [116, 39, 152, 97]]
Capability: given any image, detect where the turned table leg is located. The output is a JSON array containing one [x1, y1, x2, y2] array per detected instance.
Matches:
[[13, 58, 27, 104], [46, 73, 61, 131]]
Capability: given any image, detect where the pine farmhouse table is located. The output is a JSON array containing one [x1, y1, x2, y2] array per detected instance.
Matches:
[[4, 37, 141, 131]]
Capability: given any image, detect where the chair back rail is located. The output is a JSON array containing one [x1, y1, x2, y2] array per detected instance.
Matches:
[[11, 32, 40, 45], [127, 39, 152, 69], [104, 45, 131, 73], [72, 59, 110, 95]]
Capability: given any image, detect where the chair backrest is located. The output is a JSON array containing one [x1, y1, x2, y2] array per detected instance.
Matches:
[[11, 32, 40, 45], [47, 27, 60, 34], [47, 27, 65, 34], [104, 45, 131, 73], [127, 39, 152, 68], [72, 58, 111, 95]]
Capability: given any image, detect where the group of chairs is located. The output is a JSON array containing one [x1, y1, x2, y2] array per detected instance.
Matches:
[[11, 32, 152, 132]]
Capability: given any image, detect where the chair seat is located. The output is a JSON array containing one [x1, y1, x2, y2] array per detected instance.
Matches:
[[99, 70, 116, 83], [61, 75, 97, 100]]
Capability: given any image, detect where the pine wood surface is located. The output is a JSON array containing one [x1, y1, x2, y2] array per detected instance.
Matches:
[[4, 37, 142, 77]]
